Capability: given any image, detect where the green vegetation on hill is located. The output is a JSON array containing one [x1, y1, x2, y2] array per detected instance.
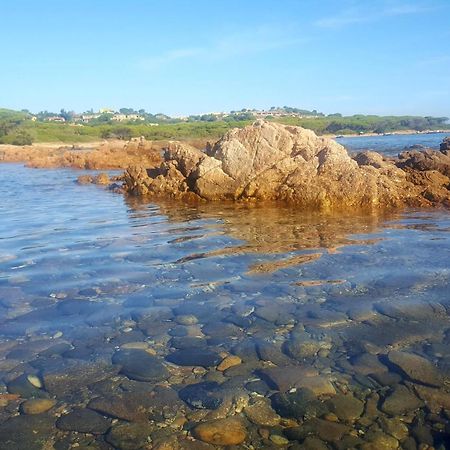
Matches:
[[0, 107, 448, 145], [275, 115, 448, 134]]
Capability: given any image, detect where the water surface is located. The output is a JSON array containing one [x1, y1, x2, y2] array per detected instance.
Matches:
[[337, 131, 449, 156], [0, 141, 449, 449]]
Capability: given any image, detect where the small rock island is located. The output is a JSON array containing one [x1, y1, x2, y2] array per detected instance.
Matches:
[[123, 120, 450, 209]]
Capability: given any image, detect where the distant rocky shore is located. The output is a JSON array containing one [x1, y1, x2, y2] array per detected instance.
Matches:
[[0, 137, 164, 170], [121, 121, 450, 209]]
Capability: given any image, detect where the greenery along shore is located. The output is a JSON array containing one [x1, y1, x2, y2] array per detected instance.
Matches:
[[0, 107, 448, 145]]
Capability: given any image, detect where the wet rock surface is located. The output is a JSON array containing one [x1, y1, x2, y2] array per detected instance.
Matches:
[[192, 417, 247, 445], [56, 408, 110, 434], [387, 350, 444, 387], [112, 348, 169, 381], [122, 121, 450, 208], [166, 348, 221, 367]]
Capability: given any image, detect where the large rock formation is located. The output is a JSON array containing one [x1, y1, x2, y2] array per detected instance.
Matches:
[[123, 121, 450, 209]]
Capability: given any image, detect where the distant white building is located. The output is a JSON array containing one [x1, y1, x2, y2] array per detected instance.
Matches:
[[112, 114, 145, 122]]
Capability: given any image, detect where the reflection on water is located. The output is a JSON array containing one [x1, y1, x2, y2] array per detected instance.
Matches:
[[0, 164, 450, 449]]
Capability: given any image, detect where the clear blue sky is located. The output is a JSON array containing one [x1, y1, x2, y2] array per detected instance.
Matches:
[[1, 0, 449, 117]]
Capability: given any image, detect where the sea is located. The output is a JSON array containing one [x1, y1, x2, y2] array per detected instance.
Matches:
[[0, 132, 449, 449]]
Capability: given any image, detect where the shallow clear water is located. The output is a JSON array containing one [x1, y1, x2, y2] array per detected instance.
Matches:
[[0, 147, 449, 448], [337, 131, 449, 156]]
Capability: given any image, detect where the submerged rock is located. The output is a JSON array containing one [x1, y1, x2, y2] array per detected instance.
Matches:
[[325, 393, 364, 422], [165, 348, 221, 367], [112, 348, 169, 382], [21, 398, 56, 415], [381, 385, 423, 415], [106, 422, 154, 450], [178, 381, 223, 410], [271, 388, 328, 419], [244, 398, 281, 426], [56, 408, 110, 434], [122, 121, 450, 208], [387, 350, 444, 387], [192, 417, 247, 445], [0, 414, 55, 450]]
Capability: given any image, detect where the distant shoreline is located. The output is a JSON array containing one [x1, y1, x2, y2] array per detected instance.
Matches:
[[327, 129, 450, 139]]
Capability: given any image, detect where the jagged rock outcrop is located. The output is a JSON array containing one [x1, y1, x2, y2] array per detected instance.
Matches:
[[122, 121, 450, 209], [397, 148, 450, 177], [440, 137, 450, 152]]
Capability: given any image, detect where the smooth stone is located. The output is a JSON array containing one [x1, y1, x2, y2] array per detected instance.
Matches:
[[112, 349, 168, 382], [350, 353, 387, 375], [217, 355, 242, 371], [192, 417, 247, 445], [244, 398, 281, 426], [284, 418, 350, 443], [325, 393, 364, 422], [231, 341, 259, 363], [105, 422, 155, 450], [57, 299, 102, 315], [170, 336, 207, 350], [411, 423, 433, 446], [175, 314, 198, 325], [27, 374, 43, 388], [259, 366, 319, 392], [39, 342, 72, 357], [369, 371, 402, 386], [7, 374, 48, 399], [56, 408, 110, 434], [245, 379, 271, 396], [285, 335, 331, 359], [381, 385, 423, 415], [256, 341, 293, 366], [387, 350, 444, 387], [254, 305, 293, 325], [379, 417, 409, 441], [0, 414, 55, 450], [412, 383, 450, 413], [178, 382, 223, 410], [89, 391, 155, 422], [202, 322, 243, 340], [95, 385, 181, 423], [270, 434, 289, 445], [300, 436, 329, 450], [361, 431, 399, 449], [21, 398, 56, 415], [120, 341, 149, 350], [42, 359, 118, 396], [271, 388, 329, 420], [166, 348, 221, 367]]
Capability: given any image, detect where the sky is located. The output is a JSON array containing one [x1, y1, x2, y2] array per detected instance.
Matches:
[[1, 0, 449, 117]]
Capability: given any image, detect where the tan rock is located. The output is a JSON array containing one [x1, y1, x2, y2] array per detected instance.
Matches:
[[21, 398, 56, 415], [387, 351, 444, 387], [412, 384, 450, 413], [300, 377, 336, 396], [244, 398, 281, 426], [217, 355, 242, 371], [192, 417, 247, 445], [122, 121, 449, 208]]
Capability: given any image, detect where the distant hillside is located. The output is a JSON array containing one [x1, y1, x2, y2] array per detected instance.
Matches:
[[0, 107, 448, 145]]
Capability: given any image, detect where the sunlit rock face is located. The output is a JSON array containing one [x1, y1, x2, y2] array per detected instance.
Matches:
[[123, 121, 450, 209]]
